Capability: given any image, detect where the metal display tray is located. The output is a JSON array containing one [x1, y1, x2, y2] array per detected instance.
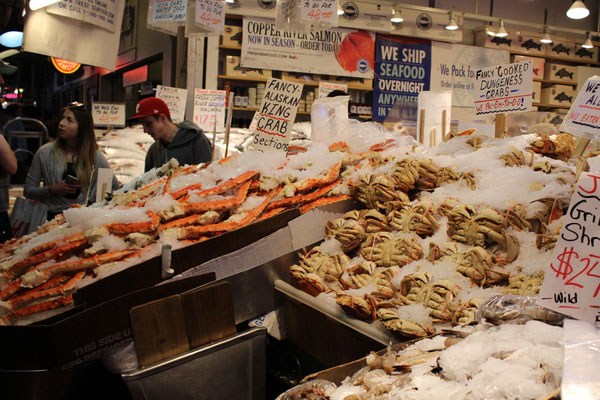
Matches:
[[122, 327, 267, 400]]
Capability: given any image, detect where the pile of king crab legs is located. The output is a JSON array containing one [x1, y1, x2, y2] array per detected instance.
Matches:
[[0, 139, 398, 325]]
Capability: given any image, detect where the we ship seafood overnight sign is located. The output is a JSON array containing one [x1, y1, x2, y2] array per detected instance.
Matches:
[[560, 76, 600, 141], [474, 60, 533, 115], [241, 17, 374, 78], [252, 78, 303, 153]]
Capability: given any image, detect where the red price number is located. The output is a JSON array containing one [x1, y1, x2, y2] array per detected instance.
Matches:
[[552, 247, 600, 297], [307, 8, 321, 20]]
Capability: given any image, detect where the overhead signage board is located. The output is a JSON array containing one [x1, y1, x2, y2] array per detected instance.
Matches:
[[560, 75, 600, 141], [474, 60, 533, 115], [193, 89, 227, 133], [537, 173, 600, 323], [91, 102, 126, 127], [252, 77, 303, 152], [46, 0, 119, 32], [241, 17, 374, 78], [156, 85, 188, 124]]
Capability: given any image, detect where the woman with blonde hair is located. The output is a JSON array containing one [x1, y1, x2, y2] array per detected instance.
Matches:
[[24, 102, 120, 220]]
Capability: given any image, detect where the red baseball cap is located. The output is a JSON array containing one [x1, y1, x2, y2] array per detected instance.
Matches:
[[128, 97, 171, 120]]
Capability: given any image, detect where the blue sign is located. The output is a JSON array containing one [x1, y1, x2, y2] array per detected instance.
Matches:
[[373, 35, 431, 122]]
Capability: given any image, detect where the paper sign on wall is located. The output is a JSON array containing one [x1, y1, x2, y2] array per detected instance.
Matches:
[[537, 173, 600, 323], [46, 0, 119, 33], [474, 60, 533, 115], [196, 0, 225, 34], [153, 0, 187, 22], [91, 102, 125, 127], [193, 89, 226, 132], [560, 75, 600, 141], [156, 85, 188, 124], [301, 0, 337, 24], [252, 78, 303, 152], [318, 82, 347, 98]]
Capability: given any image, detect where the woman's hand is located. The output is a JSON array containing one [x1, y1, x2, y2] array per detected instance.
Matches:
[[49, 180, 80, 196]]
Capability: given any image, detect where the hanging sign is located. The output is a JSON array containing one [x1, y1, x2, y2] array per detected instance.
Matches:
[[373, 35, 431, 122], [196, 0, 225, 34], [474, 60, 533, 115], [193, 89, 227, 132], [252, 77, 303, 152], [91, 102, 125, 127], [537, 173, 600, 323], [156, 85, 188, 124], [338, 1, 389, 31], [242, 17, 374, 78], [46, 0, 119, 33], [318, 81, 347, 98], [560, 76, 600, 141], [152, 0, 187, 22], [51, 57, 81, 74], [301, 0, 337, 24]]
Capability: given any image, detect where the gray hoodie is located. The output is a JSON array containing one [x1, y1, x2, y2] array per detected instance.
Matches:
[[144, 121, 213, 172]]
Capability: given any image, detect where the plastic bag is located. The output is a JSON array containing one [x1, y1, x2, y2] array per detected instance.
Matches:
[[311, 95, 350, 143], [9, 197, 47, 238], [477, 295, 566, 325]]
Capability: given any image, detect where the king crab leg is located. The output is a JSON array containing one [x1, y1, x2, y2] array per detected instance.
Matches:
[[0, 294, 73, 326]]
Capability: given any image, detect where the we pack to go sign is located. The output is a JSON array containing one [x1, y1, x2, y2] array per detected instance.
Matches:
[[301, 0, 337, 23], [51, 57, 81, 74]]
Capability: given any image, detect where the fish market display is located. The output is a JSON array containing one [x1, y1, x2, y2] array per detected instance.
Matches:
[[288, 128, 590, 339], [277, 321, 563, 400], [0, 121, 396, 325]]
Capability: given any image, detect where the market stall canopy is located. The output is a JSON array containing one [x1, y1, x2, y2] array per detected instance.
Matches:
[[22, 0, 125, 70]]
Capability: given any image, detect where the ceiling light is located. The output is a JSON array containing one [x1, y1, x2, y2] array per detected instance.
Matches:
[[496, 19, 508, 37], [582, 32, 593, 48], [445, 11, 458, 31], [29, 0, 61, 10], [540, 26, 552, 44], [225, 0, 234, 4], [390, 4, 403, 24], [567, 0, 589, 19], [337, 7, 344, 15]]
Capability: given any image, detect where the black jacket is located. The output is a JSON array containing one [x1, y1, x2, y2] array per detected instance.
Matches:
[[144, 121, 213, 171]]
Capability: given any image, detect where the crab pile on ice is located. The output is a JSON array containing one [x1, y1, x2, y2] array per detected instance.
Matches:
[[289, 128, 593, 338], [277, 321, 563, 400]]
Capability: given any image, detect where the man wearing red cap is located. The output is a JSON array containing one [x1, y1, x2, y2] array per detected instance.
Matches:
[[130, 97, 213, 172]]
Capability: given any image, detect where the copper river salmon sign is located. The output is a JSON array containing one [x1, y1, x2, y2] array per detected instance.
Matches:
[[474, 60, 533, 115], [252, 78, 303, 153]]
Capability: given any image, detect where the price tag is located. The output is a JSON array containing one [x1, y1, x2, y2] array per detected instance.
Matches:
[[193, 89, 226, 132], [537, 173, 600, 323], [301, 0, 337, 24], [318, 81, 347, 98], [91, 102, 125, 127], [560, 75, 600, 141], [156, 85, 188, 124], [474, 60, 533, 115], [196, 0, 225, 34]]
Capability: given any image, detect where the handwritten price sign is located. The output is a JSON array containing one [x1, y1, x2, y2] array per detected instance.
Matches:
[[538, 173, 600, 322], [156, 85, 187, 124], [193, 89, 226, 132], [560, 76, 600, 141], [301, 0, 337, 24], [196, 0, 224, 34], [91, 102, 125, 127], [474, 60, 533, 115]]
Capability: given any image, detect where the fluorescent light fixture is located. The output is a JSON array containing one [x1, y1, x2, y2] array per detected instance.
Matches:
[[582, 32, 593, 48], [445, 11, 458, 30], [496, 19, 508, 37], [390, 4, 403, 23], [567, 0, 589, 19], [29, 0, 61, 10], [540, 26, 552, 43], [225, 0, 234, 3], [0, 31, 23, 48]]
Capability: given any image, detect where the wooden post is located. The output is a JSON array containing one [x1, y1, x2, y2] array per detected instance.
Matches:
[[441, 109, 447, 140], [495, 113, 505, 138], [210, 107, 218, 161], [224, 92, 234, 157], [419, 109, 425, 144], [573, 137, 591, 157]]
